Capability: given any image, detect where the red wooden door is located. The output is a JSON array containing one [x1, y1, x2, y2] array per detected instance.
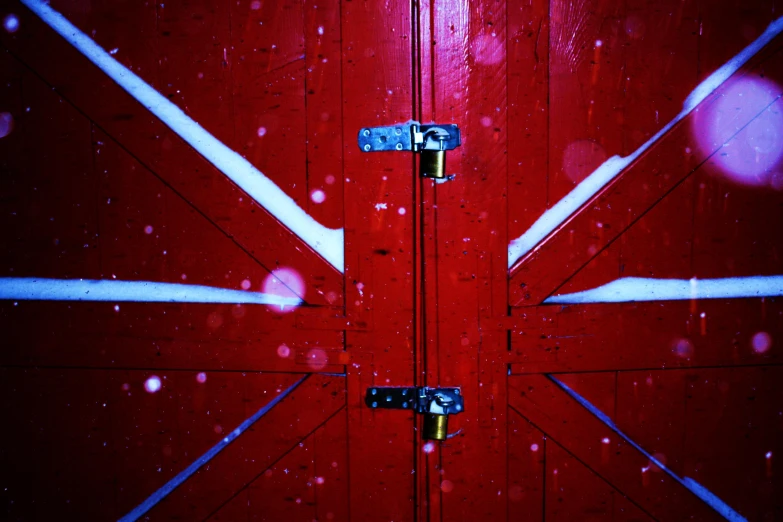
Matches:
[[2, 0, 783, 521], [0, 0, 417, 519]]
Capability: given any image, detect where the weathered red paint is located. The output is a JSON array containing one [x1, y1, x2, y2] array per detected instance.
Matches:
[[1, 0, 782, 520]]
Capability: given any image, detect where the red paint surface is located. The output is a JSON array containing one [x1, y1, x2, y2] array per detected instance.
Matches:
[[1, 0, 782, 520]]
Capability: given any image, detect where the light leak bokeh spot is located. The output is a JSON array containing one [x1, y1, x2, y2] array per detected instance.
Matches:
[[562, 139, 607, 183], [3, 14, 19, 34], [196, 372, 207, 383], [310, 189, 326, 204], [671, 337, 695, 359], [144, 375, 162, 393], [752, 331, 772, 354], [262, 267, 304, 313], [306, 348, 328, 371], [0, 112, 14, 139], [692, 76, 783, 188], [277, 343, 291, 358]]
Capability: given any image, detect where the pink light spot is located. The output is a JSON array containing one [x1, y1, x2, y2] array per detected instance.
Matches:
[[692, 76, 783, 187], [114, 305, 120, 312], [460, 337, 470, 346], [257, 126, 267, 137], [310, 189, 326, 204], [480, 116, 492, 127], [315, 476, 325, 485], [440, 479, 454, 493], [144, 225, 153, 235], [196, 372, 207, 383], [752, 331, 772, 354], [121, 383, 130, 391], [0, 112, 14, 139], [277, 344, 291, 358], [602, 437, 610, 444], [595, 39, 603, 47], [672, 338, 695, 359], [423, 441, 436, 454], [306, 348, 328, 371], [240, 279, 252, 290], [214, 425, 223, 434], [325, 174, 336, 185], [262, 267, 305, 313], [530, 443, 539, 452], [3, 14, 19, 33], [144, 375, 162, 393], [766, 451, 773, 459], [563, 140, 607, 183], [398, 207, 406, 215]]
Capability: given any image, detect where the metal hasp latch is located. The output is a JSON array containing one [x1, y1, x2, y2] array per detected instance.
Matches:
[[357, 121, 462, 181], [365, 386, 464, 441]]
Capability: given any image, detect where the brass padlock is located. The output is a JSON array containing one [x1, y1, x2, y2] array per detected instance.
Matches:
[[423, 412, 449, 441], [420, 129, 449, 179], [420, 149, 446, 179]]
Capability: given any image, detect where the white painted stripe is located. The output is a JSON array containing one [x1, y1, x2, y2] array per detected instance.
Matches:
[[0, 277, 302, 306], [552, 376, 747, 521], [119, 376, 307, 521], [508, 16, 783, 270], [20, 0, 344, 273], [544, 275, 783, 304]]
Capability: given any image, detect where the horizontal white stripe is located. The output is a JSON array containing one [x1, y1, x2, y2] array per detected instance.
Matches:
[[509, 16, 783, 270], [0, 277, 301, 306], [20, 0, 344, 272], [545, 275, 783, 304]]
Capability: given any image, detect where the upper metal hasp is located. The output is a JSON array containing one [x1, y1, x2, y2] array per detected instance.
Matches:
[[357, 121, 461, 153]]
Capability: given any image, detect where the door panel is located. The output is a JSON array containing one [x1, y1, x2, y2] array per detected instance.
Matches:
[[2, 0, 783, 520]]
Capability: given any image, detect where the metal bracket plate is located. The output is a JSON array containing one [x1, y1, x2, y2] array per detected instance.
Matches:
[[358, 121, 461, 153], [364, 386, 463, 415]]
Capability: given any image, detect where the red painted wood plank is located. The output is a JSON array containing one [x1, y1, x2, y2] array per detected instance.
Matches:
[[508, 299, 781, 373], [0, 301, 345, 372], [545, 439, 653, 521], [207, 407, 348, 521], [547, 1, 627, 208], [339, 0, 418, 518], [509, 30, 783, 305], [614, 367, 783, 521], [422, 0, 511, 519], [508, 373, 723, 520], [0, 368, 301, 521], [2, 2, 342, 305], [0, 65, 100, 280], [145, 374, 344, 520], [507, 0, 549, 244], [303, 0, 344, 231], [507, 409, 545, 520]]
